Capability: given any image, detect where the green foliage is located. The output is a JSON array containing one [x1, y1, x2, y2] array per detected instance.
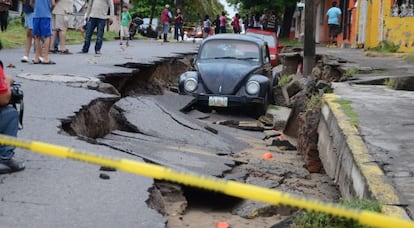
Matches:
[[307, 94, 323, 110], [369, 40, 400, 53], [292, 199, 381, 228], [332, 98, 360, 126], [279, 38, 304, 48], [278, 74, 293, 87], [385, 78, 396, 89], [267, 104, 280, 110], [0, 17, 26, 48], [344, 68, 359, 78], [130, 0, 224, 25], [0, 18, 117, 49]]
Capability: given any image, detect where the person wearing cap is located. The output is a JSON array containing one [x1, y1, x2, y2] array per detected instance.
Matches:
[[161, 4, 172, 42]]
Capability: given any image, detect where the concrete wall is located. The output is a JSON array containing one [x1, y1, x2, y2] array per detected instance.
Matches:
[[318, 94, 410, 219], [364, 0, 414, 52]]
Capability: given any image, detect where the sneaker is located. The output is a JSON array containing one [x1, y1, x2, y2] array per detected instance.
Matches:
[[21, 56, 29, 63], [0, 158, 25, 174]]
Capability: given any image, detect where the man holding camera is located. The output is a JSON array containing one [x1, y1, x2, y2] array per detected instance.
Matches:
[[0, 61, 25, 174]]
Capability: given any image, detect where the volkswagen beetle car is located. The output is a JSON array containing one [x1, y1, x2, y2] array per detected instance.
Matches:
[[179, 34, 278, 117]]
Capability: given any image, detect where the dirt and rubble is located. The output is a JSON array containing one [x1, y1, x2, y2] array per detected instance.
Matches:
[[60, 51, 346, 227]]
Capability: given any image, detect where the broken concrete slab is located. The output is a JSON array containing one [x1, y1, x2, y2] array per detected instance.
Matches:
[[98, 131, 235, 177]]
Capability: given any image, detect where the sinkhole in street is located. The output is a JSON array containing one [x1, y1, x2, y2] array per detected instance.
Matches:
[[59, 52, 321, 224], [59, 54, 250, 221]]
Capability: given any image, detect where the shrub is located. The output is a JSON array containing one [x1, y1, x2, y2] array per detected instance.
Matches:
[[292, 199, 381, 228]]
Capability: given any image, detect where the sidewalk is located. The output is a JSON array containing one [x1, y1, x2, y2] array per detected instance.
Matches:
[[319, 47, 414, 219]]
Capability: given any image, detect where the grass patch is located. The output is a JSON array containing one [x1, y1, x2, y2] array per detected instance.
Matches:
[[368, 40, 399, 53], [332, 98, 360, 126], [401, 53, 414, 62], [0, 17, 118, 49], [344, 67, 359, 78], [267, 104, 280, 110], [292, 199, 381, 228], [385, 78, 397, 89], [279, 38, 304, 48]]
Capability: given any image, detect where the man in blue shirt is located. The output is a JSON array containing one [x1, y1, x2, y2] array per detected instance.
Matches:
[[326, 1, 341, 47]]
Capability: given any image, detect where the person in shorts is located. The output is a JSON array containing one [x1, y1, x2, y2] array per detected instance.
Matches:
[[326, 1, 342, 47], [21, 0, 36, 63], [119, 4, 131, 46], [31, 0, 56, 64], [50, 0, 73, 54]]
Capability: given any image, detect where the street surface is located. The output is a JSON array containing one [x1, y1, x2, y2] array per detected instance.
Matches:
[[0, 40, 202, 227]]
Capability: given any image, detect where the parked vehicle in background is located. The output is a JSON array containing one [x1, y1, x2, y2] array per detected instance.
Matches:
[[179, 34, 279, 117], [129, 15, 143, 39], [139, 18, 160, 38], [245, 28, 283, 67]]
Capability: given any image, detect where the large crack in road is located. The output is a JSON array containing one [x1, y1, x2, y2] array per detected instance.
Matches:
[[59, 53, 340, 227]]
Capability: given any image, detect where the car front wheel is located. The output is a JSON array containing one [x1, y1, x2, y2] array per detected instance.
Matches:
[[251, 93, 268, 119]]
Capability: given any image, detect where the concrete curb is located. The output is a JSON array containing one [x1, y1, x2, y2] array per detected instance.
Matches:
[[318, 94, 410, 219]]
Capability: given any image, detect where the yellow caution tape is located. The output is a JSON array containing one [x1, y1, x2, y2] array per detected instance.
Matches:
[[0, 134, 413, 227]]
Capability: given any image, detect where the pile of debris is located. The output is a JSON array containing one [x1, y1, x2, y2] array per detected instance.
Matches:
[[273, 47, 352, 173]]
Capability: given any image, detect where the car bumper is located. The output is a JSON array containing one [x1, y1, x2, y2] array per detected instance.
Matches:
[[195, 94, 265, 107]]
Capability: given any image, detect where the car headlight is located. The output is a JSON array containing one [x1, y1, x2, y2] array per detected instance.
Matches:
[[246, 81, 260, 95], [184, 78, 198, 93]]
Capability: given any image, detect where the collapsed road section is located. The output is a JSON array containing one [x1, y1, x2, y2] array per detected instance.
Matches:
[[59, 52, 341, 227]]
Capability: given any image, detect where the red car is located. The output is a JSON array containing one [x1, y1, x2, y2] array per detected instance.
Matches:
[[246, 28, 282, 66]]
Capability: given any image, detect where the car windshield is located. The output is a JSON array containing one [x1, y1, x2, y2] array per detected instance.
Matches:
[[199, 39, 261, 62], [246, 33, 276, 48]]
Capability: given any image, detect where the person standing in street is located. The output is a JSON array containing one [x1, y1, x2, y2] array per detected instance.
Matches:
[[50, 0, 73, 54], [203, 15, 211, 38], [231, 13, 240, 34], [21, 0, 36, 63], [31, 0, 56, 64], [119, 4, 131, 46], [161, 4, 172, 42], [219, 11, 226, 33], [0, 0, 11, 32], [174, 8, 183, 42], [326, 1, 341, 47], [0, 61, 25, 174], [79, 0, 114, 55], [213, 14, 220, 34]]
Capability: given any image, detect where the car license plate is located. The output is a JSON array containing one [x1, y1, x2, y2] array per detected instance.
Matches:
[[208, 96, 228, 107]]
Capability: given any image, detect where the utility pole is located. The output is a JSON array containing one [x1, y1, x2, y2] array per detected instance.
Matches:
[[303, 0, 315, 77]]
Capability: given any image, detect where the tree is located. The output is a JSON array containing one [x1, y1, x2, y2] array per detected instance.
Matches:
[[130, 0, 224, 25], [226, 0, 296, 38]]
